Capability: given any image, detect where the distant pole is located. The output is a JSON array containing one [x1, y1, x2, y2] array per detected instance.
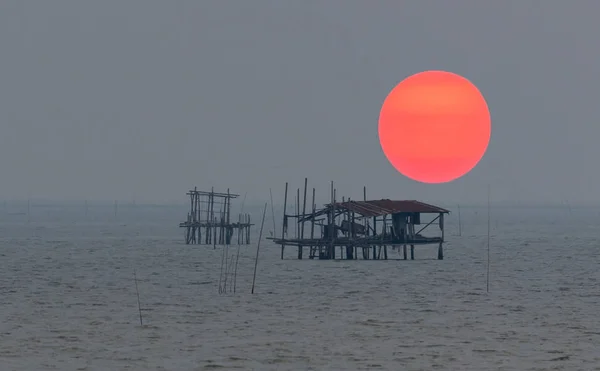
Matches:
[[133, 269, 143, 326], [280, 183, 289, 260], [486, 185, 491, 293], [269, 188, 276, 238], [233, 213, 242, 293], [218, 245, 226, 294], [251, 203, 268, 294], [85, 200, 88, 218], [114, 200, 118, 218], [27, 197, 31, 223]]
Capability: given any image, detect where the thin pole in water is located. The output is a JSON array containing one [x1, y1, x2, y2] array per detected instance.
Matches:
[[486, 184, 491, 293], [231, 192, 248, 294], [233, 214, 242, 293], [251, 203, 268, 294], [218, 244, 226, 294], [269, 188, 276, 238], [134, 269, 143, 326]]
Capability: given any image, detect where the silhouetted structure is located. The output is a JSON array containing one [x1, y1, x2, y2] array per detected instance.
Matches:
[[179, 187, 253, 246], [268, 178, 449, 260]]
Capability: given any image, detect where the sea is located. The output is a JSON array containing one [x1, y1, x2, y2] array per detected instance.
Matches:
[[1, 203, 599, 371]]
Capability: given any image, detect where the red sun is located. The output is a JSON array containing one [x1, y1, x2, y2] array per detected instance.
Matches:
[[378, 70, 491, 184]]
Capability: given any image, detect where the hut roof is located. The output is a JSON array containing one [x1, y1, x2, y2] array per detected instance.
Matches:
[[300, 199, 449, 221], [333, 199, 449, 217]]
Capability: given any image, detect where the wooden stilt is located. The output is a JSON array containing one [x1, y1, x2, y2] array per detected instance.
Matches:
[[309, 187, 315, 259], [226, 189, 231, 245], [332, 187, 336, 260], [213, 216, 217, 249], [281, 182, 288, 260], [439, 212, 444, 260], [247, 214, 251, 244], [299, 178, 307, 259], [295, 189, 299, 239], [328, 181, 334, 260]]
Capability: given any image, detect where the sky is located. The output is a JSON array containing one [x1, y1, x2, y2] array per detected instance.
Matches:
[[1, 1, 599, 207]]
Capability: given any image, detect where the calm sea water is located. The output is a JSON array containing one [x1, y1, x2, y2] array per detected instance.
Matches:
[[1, 204, 599, 370]]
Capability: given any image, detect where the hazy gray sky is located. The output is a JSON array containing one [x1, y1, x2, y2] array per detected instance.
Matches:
[[1, 1, 599, 206]]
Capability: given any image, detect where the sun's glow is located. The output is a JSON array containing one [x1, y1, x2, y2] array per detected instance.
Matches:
[[378, 70, 491, 184]]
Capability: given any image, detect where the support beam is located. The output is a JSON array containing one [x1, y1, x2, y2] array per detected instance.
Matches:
[[281, 182, 288, 259], [179, 187, 252, 246]]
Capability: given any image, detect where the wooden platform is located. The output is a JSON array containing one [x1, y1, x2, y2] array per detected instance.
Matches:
[[270, 178, 449, 261], [179, 187, 253, 245]]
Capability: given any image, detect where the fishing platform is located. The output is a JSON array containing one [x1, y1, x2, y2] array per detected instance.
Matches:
[[178, 187, 253, 246], [268, 179, 450, 260]]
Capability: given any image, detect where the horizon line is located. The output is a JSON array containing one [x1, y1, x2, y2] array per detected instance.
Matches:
[[0, 199, 595, 209]]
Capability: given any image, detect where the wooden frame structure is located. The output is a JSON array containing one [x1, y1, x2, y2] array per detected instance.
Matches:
[[178, 187, 253, 246], [268, 178, 450, 260]]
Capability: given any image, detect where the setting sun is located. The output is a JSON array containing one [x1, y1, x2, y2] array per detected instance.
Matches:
[[378, 70, 491, 184]]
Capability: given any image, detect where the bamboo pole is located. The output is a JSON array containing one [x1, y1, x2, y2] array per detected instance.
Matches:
[[247, 214, 251, 244], [209, 188, 215, 245], [233, 213, 242, 293], [205, 189, 211, 244], [133, 269, 143, 326], [251, 203, 268, 294], [223, 252, 229, 293], [310, 187, 315, 258], [487, 185, 491, 293], [226, 189, 231, 245], [281, 183, 288, 259], [299, 178, 307, 259], [296, 188, 300, 240], [329, 182, 335, 259], [218, 242, 226, 294], [270, 188, 276, 238], [333, 188, 336, 259]]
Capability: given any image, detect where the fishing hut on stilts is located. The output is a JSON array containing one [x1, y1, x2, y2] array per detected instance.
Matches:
[[178, 187, 253, 246], [268, 178, 450, 260]]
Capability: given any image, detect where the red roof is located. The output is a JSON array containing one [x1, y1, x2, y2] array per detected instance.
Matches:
[[330, 199, 449, 217]]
